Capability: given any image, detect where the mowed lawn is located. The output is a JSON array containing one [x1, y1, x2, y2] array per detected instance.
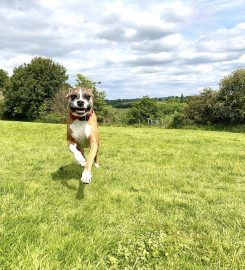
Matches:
[[0, 121, 244, 270]]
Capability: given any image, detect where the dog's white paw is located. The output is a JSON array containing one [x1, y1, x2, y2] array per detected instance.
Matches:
[[81, 169, 91, 184], [74, 152, 86, 167], [94, 163, 100, 168]]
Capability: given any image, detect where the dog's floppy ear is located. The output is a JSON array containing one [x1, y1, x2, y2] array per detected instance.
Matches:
[[65, 88, 73, 99]]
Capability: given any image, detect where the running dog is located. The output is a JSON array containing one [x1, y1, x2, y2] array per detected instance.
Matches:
[[66, 87, 99, 184]]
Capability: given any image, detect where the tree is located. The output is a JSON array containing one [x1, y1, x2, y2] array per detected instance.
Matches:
[[75, 74, 108, 122], [0, 69, 9, 119], [180, 93, 184, 103], [184, 88, 217, 124], [3, 57, 68, 120], [0, 69, 9, 93], [37, 84, 71, 123], [185, 69, 245, 125], [215, 69, 245, 123], [128, 96, 159, 124], [51, 85, 70, 116]]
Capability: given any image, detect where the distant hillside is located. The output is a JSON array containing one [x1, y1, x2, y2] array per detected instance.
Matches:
[[106, 95, 192, 108]]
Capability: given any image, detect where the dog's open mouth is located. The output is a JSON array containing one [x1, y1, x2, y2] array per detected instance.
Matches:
[[70, 107, 90, 115]]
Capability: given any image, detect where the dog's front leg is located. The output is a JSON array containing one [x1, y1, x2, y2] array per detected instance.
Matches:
[[81, 140, 98, 183], [68, 142, 86, 167]]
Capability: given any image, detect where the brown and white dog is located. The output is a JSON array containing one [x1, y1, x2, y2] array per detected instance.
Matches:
[[66, 87, 99, 184]]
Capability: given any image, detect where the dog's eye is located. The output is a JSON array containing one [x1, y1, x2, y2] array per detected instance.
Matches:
[[83, 94, 91, 100], [70, 94, 78, 101]]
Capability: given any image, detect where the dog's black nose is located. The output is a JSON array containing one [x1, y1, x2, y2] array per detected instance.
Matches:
[[77, 100, 85, 107]]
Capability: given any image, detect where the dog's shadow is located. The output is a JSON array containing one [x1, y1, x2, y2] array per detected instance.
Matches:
[[51, 163, 86, 200]]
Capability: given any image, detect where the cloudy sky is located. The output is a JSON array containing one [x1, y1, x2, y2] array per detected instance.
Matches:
[[1, 0, 245, 99]]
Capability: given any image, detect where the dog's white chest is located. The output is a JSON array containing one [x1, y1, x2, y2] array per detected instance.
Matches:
[[70, 120, 92, 147]]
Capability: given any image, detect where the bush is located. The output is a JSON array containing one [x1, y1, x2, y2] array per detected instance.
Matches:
[[103, 106, 128, 125], [157, 101, 187, 115], [36, 112, 66, 124], [169, 112, 185, 128], [127, 96, 160, 124]]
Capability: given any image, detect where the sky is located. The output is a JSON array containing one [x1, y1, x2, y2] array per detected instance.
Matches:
[[0, 0, 245, 99]]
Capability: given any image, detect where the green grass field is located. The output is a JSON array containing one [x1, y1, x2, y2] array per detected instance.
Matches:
[[0, 121, 244, 269]]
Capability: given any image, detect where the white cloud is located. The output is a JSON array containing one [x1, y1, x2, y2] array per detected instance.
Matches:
[[131, 34, 185, 52], [199, 23, 245, 53], [0, 0, 244, 99]]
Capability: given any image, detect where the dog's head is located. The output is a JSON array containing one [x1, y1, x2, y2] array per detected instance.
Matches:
[[66, 87, 94, 117]]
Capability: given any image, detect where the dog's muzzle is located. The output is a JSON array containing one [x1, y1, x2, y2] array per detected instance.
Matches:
[[70, 102, 92, 117]]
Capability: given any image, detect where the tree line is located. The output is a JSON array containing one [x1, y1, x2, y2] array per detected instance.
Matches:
[[0, 56, 244, 127], [106, 95, 189, 109], [127, 68, 245, 127]]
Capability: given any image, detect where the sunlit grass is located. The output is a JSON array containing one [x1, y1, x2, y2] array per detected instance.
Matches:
[[0, 120, 244, 269]]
